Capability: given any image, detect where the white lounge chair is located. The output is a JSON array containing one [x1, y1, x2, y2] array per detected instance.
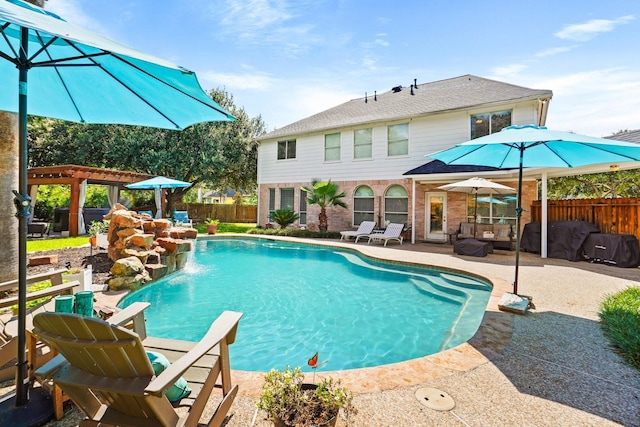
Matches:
[[356, 222, 404, 246], [340, 221, 376, 241]]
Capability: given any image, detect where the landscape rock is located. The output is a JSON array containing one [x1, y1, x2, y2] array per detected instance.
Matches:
[[110, 256, 145, 276]]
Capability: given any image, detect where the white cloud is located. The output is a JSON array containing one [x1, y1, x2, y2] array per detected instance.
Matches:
[[491, 63, 527, 77], [45, 0, 110, 36], [200, 70, 278, 91], [375, 39, 390, 47], [214, 0, 316, 48], [530, 69, 640, 136], [535, 46, 574, 57], [555, 15, 635, 42]]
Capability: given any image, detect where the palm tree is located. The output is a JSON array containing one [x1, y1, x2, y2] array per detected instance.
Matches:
[[301, 179, 347, 231]]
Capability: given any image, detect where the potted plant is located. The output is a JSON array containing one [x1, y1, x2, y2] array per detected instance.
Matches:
[[257, 365, 353, 427], [205, 218, 220, 234], [88, 219, 110, 248]]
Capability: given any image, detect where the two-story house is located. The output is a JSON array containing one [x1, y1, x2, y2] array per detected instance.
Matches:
[[257, 74, 553, 243]]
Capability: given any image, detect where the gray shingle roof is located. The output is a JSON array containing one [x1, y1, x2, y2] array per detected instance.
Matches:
[[606, 129, 640, 143], [260, 74, 552, 140]]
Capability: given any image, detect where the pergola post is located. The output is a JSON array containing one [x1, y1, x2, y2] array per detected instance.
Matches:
[[69, 178, 80, 236]]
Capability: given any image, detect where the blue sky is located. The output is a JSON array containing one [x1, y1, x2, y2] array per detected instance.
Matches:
[[45, 0, 639, 137]]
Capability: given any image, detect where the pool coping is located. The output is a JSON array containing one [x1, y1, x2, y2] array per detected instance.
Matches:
[[97, 234, 514, 398], [192, 235, 515, 397]]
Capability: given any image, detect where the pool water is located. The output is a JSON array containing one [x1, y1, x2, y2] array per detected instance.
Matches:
[[119, 238, 492, 372]]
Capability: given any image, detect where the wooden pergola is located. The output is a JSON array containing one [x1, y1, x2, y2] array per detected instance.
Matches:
[[28, 165, 155, 236]]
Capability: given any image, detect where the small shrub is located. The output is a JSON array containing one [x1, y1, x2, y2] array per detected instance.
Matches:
[[599, 286, 640, 370], [269, 210, 300, 229], [248, 228, 341, 239]]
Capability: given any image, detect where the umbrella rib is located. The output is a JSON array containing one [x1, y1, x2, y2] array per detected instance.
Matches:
[[539, 142, 573, 167], [0, 23, 20, 63], [32, 31, 86, 123], [112, 54, 234, 119]]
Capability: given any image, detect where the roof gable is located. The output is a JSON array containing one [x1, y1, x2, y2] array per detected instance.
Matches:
[[261, 74, 552, 140]]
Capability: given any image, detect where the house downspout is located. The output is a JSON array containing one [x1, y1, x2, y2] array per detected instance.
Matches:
[[537, 98, 550, 126]]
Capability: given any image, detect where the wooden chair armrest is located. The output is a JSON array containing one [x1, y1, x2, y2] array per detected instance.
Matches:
[[145, 311, 242, 396], [107, 302, 150, 340], [34, 353, 67, 379], [0, 281, 79, 309]]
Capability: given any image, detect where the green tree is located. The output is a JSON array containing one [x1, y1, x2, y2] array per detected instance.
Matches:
[[28, 88, 266, 216], [547, 170, 640, 199], [301, 179, 347, 231]]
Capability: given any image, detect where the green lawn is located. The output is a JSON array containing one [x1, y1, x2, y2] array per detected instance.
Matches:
[[195, 222, 255, 234], [27, 236, 89, 253]]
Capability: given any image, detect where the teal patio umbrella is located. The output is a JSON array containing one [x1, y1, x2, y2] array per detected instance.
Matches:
[[126, 176, 192, 218], [0, 0, 234, 416], [427, 124, 640, 295]]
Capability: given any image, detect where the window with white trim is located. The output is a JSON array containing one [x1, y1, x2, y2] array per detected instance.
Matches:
[[324, 133, 341, 162], [384, 185, 408, 225], [299, 189, 307, 225], [468, 194, 517, 225], [277, 140, 296, 160], [353, 186, 374, 226], [354, 128, 372, 159], [268, 188, 275, 221], [387, 123, 408, 156], [470, 110, 512, 139]]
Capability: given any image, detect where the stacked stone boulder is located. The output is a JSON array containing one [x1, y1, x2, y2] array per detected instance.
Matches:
[[105, 208, 197, 291]]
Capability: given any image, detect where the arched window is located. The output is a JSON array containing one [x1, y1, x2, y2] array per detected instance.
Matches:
[[384, 185, 408, 225], [353, 186, 374, 225]]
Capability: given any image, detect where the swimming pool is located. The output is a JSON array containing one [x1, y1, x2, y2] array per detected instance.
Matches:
[[119, 238, 492, 372]]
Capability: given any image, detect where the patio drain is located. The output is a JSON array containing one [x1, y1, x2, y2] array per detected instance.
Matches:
[[415, 387, 455, 411]]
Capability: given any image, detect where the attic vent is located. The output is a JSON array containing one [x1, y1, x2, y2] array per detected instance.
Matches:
[[392, 85, 402, 93]]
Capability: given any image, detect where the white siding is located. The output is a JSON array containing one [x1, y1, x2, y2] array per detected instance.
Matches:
[[258, 100, 540, 184]]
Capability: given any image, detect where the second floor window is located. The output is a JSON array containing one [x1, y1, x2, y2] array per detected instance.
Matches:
[[354, 128, 372, 159], [277, 140, 296, 160], [324, 133, 341, 162], [470, 110, 512, 139], [388, 123, 408, 156]]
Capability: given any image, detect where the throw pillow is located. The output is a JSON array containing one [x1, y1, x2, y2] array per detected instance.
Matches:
[[146, 351, 191, 402]]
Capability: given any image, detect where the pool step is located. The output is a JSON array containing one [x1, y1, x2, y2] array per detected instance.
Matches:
[[410, 277, 467, 305]]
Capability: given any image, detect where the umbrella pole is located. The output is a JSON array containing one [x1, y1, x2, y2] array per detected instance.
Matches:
[[15, 25, 30, 407], [513, 145, 524, 295]]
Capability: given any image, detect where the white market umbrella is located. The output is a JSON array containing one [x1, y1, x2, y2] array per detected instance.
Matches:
[[438, 177, 515, 237]]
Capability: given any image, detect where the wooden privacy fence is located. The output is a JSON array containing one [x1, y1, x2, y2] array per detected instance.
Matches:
[[174, 203, 257, 224], [531, 198, 640, 240]]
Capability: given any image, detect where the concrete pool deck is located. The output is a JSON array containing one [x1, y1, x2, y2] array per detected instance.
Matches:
[[25, 236, 640, 426]]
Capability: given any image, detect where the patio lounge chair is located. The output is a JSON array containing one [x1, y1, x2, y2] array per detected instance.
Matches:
[[33, 303, 243, 427], [355, 222, 404, 246], [173, 210, 193, 227], [340, 221, 376, 241]]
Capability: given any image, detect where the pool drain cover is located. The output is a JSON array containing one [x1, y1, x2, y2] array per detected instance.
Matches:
[[415, 387, 455, 411]]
